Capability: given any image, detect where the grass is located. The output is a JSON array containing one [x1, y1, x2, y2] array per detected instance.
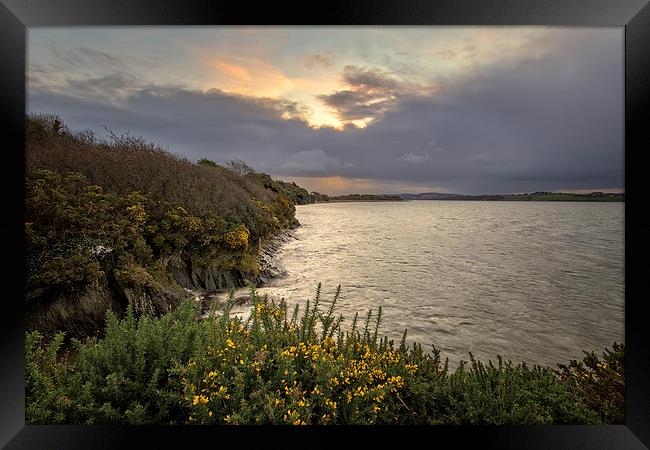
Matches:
[[25, 284, 622, 425]]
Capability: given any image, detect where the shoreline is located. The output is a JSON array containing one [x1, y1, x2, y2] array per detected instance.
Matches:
[[193, 227, 296, 319]]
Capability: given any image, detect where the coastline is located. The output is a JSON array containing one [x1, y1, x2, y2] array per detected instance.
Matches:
[[194, 227, 296, 319]]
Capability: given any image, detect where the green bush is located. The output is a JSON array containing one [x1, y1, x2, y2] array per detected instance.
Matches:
[[26, 301, 206, 424], [26, 285, 614, 425], [556, 343, 625, 424], [25, 115, 307, 330]]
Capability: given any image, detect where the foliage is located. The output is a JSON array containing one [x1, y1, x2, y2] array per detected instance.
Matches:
[[311, 191, 330, 202], [330, 194, 403, 202], [25, 114, 305, 332], [26, 285, 613, 425], [556, 343, 625, 424], [226, 159, 254, 177], [26, 302, 205, 424], [248, 172, 314, 205]]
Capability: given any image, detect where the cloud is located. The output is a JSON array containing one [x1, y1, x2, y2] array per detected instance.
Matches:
[[304, 52, 336, 68], [319, 65, 431, 125], [46, 43, 130, 71], [66, 72, 142, 97], [207, 57, 296, 97], [212, 61, 254, 82], [397, 153, 432, 164], [436, 50, 457, 60], [28, 29, 623, 195], [281, 149, 342, 173]]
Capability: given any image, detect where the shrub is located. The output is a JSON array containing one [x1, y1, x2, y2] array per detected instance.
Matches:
[[26, 301, 206, 424], [25, 115, 308, 336], [556, 343, 625, 424], [26, 285, 612, 425]]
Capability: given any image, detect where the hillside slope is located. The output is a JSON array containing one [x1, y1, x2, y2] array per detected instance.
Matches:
[[25, 114, 308, 337]]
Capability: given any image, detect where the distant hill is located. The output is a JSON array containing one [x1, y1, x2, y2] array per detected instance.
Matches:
[[329, 193, 404, 202], [398, 191, 624, 202]]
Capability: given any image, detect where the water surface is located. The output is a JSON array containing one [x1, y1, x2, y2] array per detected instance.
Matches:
[[253, 201, 624, 367]]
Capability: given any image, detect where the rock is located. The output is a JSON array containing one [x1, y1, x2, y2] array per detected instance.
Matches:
[[234, 295, 250, 305]]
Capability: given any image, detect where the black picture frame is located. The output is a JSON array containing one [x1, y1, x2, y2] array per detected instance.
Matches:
[[1, 1, 648, 448]]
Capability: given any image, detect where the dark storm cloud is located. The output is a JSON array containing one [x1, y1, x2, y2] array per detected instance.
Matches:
[[28, 30, 623, 194], [341, 65, 402, 91], [318, 65, 433, 123], [319, 89, 394, 121]]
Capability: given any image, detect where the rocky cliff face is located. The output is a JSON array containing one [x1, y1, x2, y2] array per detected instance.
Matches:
[[164, 253, 247, 292], [26, 272, 183, 338], [165, 230, 294, 292], [26, 230, 294, 339]]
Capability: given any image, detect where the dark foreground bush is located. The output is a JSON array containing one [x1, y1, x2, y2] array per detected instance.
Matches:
[[556, 343, 625, 424], [26, 285, 618, 425]]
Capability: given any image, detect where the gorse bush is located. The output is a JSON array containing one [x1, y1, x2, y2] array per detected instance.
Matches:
[[556, 343, 625, 424], [26, 285, 619, 425], [25, 114, 305, 337], [26, 301, 205, 424]]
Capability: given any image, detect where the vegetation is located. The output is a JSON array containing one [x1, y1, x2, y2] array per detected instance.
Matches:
[[246, 172, 315, 205], [23, 114, 625, 426], [25, 114, 304, 338], [556, 343, 625, 424], [399, 192, 624, 202], [311, 192, 330, 203], [25, 285, 622, 425], [504, 192, 624, 202], [329, 194, 404, 202]]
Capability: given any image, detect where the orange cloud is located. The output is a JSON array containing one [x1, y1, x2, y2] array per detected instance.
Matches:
[[212, 61, 253, 82], [206, 57, 295, 98]]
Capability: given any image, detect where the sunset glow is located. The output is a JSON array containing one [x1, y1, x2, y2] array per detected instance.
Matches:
[[28, 26, 623, 194]]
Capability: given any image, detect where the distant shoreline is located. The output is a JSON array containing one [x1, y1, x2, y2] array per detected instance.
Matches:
[[316, 192, 624, 203]]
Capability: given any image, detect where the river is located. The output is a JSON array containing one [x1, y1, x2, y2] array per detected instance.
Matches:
[[246, 200, 624, 368]]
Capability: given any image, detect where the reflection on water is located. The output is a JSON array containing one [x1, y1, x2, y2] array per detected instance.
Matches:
[[246, 201, 623, 368]]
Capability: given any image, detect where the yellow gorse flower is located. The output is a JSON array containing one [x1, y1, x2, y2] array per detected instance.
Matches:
[[192, 394, 209, 405]]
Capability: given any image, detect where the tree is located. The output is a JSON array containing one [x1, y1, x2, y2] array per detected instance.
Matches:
[[227, 159, 253, 176], [197, 158, 218, 168]]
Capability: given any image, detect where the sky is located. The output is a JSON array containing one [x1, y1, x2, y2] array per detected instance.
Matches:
[[27, 27, 624, 195]]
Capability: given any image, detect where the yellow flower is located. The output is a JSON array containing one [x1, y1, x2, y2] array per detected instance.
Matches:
[[225, 339, 235, 349], [224, 415, 232, 423], [193, 394, 209, 405], [405, 363, 418, 375]]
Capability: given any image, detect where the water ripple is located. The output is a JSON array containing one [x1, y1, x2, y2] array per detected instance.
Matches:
[[256, 201, 624, 368]]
